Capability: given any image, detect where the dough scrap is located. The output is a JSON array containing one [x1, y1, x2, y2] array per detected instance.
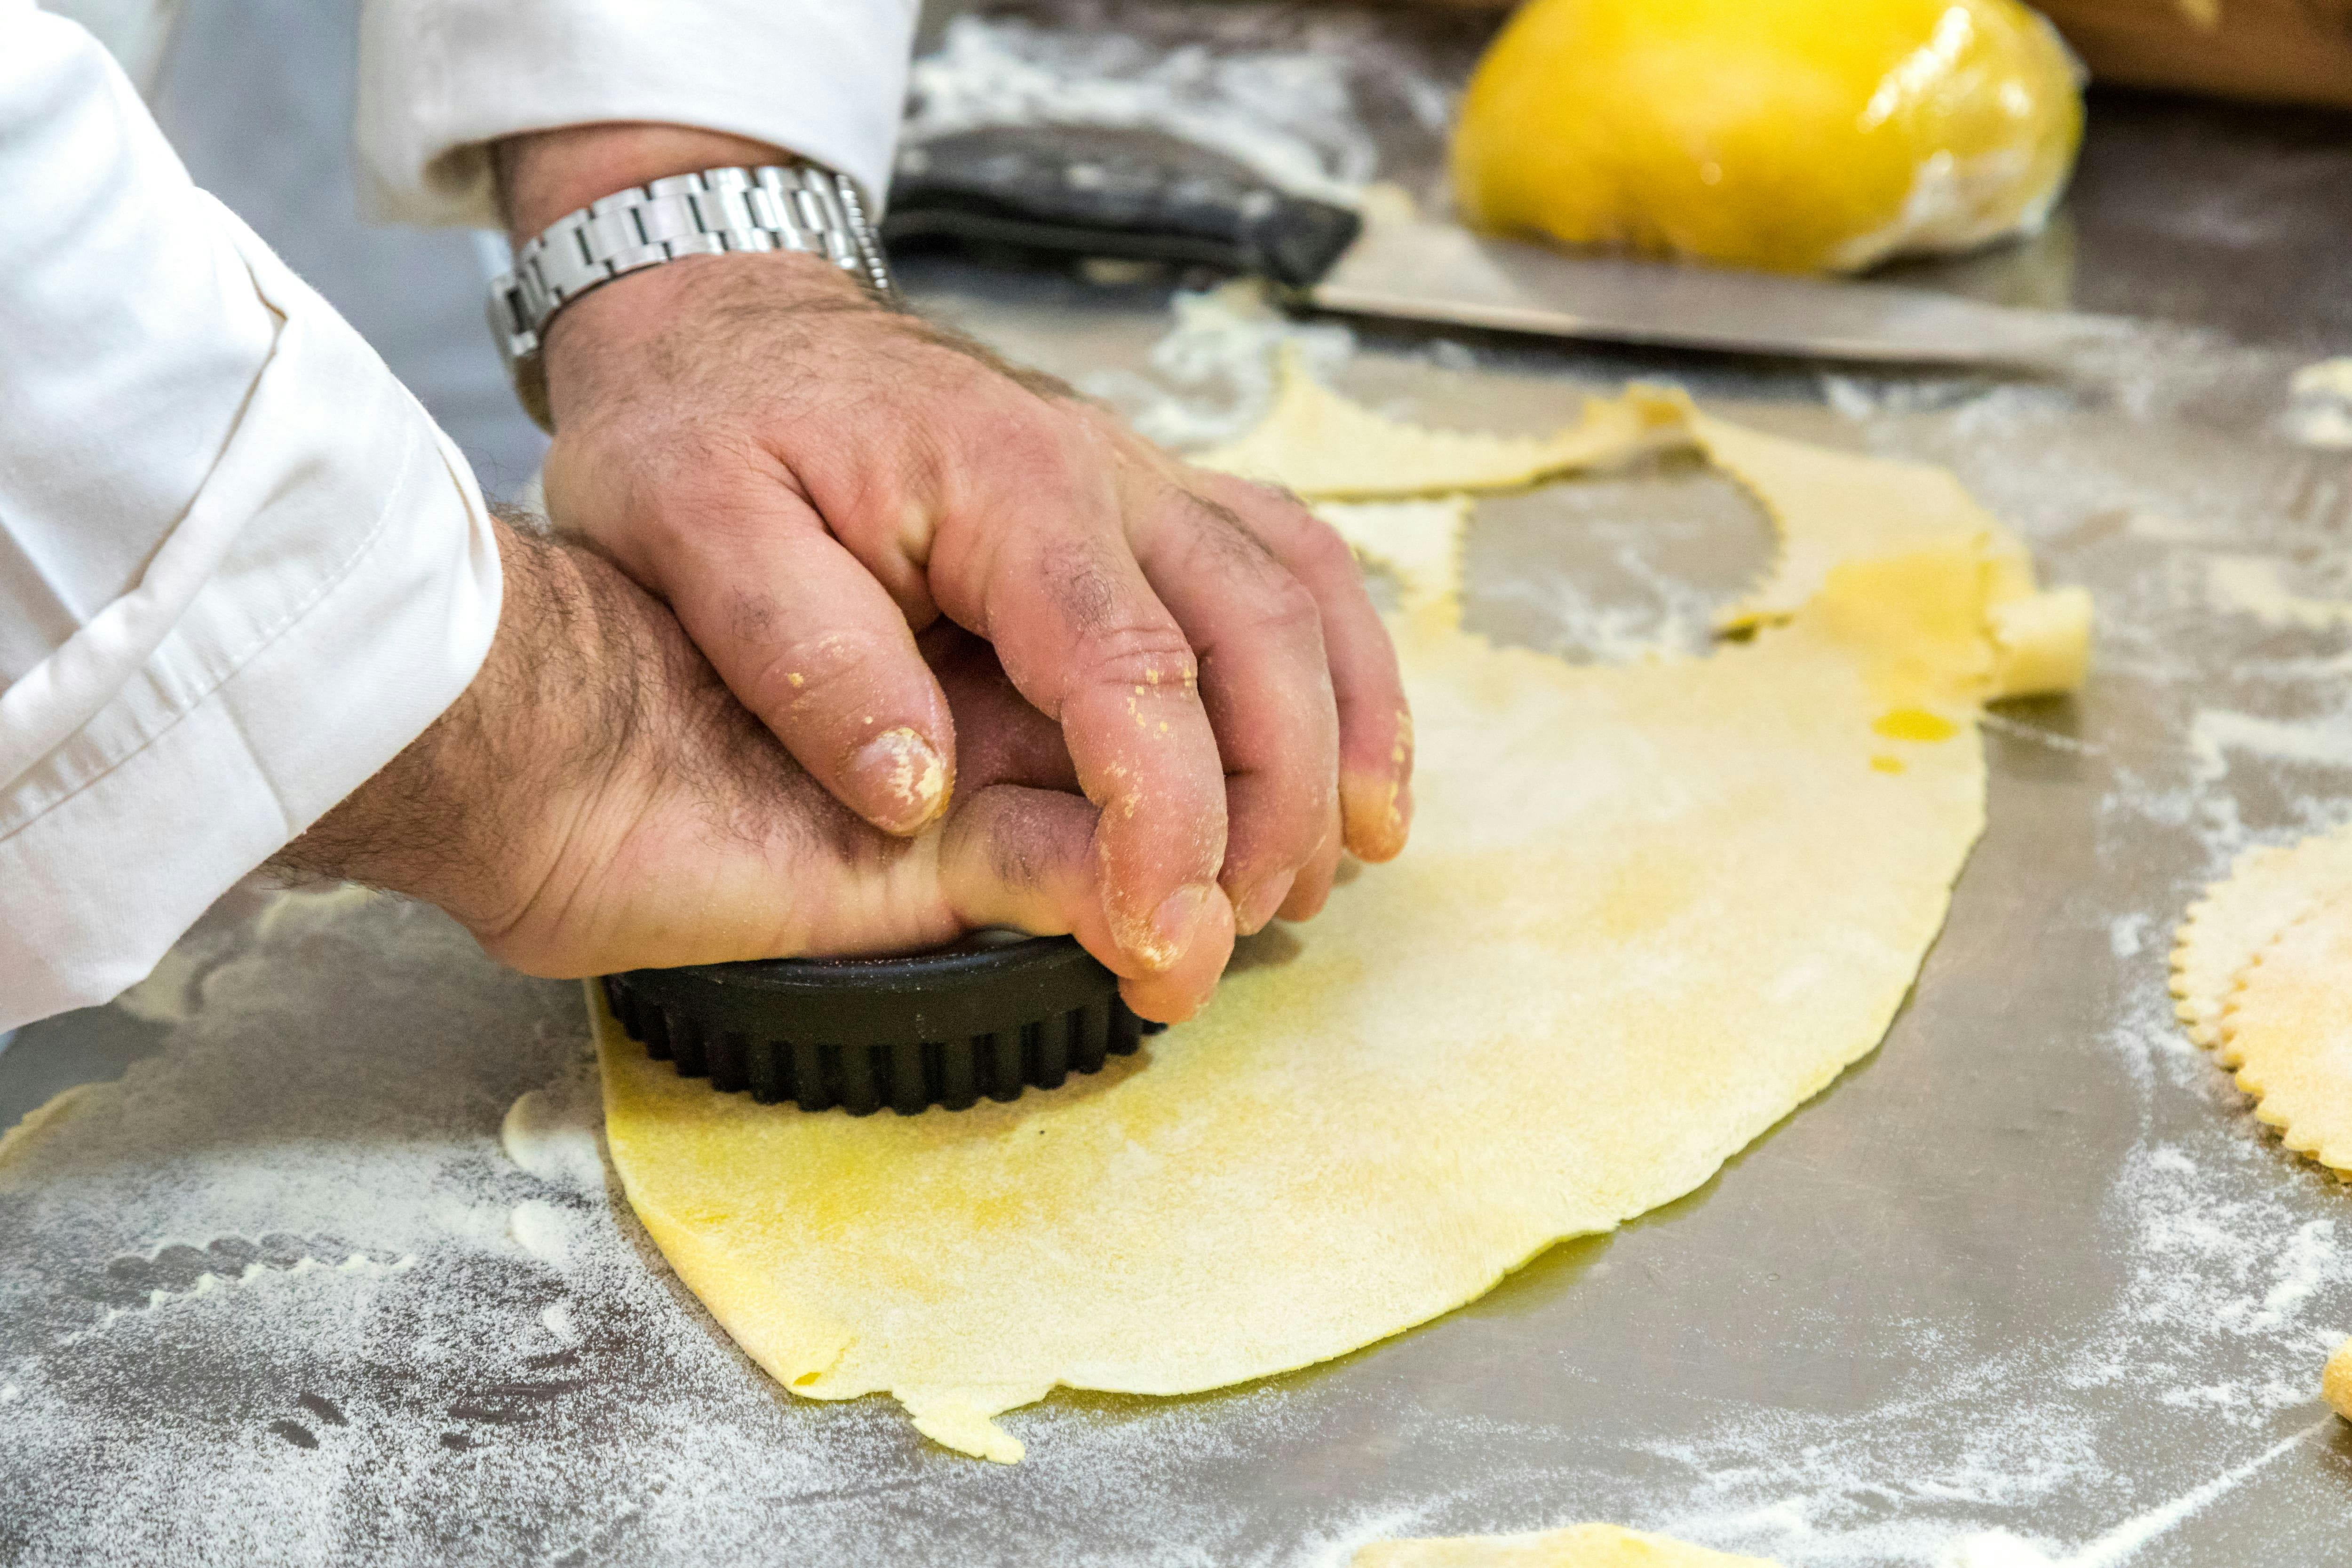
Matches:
[[2169, 822, 2352, 1049], [2324, 1337, 2352, 1421], [2216, 895, 2352, 1171], [1316, 497, 1474, 634], [1192, 347, 1686, 500], [1197, 353, 2092, 696], [1676, 405, 2083, 687], [1354, 1521, 1778, 1567], [596, 373, 2086, 1462]]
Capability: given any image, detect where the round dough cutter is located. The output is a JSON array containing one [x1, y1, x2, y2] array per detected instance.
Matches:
[[601, 933, 1162, 1116]]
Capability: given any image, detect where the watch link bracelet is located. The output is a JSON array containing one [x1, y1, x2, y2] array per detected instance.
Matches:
[[488, 162, 896, 430]]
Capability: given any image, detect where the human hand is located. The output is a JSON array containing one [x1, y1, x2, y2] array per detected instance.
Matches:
[[500, 126, 1414, 1021], [274, 516, 1130, 989]]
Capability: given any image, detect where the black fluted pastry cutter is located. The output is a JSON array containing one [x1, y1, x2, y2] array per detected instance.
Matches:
[[600, 933, 1161, 1117]]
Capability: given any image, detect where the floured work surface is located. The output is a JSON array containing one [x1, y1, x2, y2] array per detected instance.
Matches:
[[8, 270, 2352, 1563], [594, 372, 2090, 1463]]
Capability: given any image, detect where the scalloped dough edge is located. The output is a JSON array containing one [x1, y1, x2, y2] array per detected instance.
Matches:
[[2169, 821, 2352, 1051], [2216, 895, 2352, 1172]]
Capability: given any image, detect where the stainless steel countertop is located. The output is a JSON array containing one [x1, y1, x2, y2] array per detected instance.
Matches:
[[5, 3, 2352, 1563]]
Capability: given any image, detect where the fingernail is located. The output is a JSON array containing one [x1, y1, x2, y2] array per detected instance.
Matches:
[[1383, 708, 1415, 847], [1342, 773, 1414, 862], [1234, 869, 1297, 935], [1137, 883, 1217, 972], [850, 727, 950, 834]]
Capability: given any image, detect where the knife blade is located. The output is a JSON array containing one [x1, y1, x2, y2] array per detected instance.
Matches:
[[884, 124, 2130, 368]]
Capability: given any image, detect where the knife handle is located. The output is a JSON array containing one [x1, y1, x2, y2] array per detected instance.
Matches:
[[882, 125, 1362, 291]]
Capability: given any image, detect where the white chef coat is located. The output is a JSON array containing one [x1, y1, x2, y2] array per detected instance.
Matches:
[[0, 0, 920, 1031]]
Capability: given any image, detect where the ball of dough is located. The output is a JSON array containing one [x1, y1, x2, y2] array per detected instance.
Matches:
[[2325, 1336, 2352, 1422], [1451, 0, 2085, 274]]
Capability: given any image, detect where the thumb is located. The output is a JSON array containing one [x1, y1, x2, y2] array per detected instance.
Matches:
[[939, 782, 1234, 1026]]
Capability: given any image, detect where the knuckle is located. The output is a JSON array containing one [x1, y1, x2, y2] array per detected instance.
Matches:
[[1220, 567, 1326, 663], [1261, 572, 1323, 638], [740, 624, 900, 725], [1238, 476, 1315, 523], [1293, 515, 1359, 578], [1075, 618, 1200, 696], [634, 455, 775, 548], [963, 397, 1078, 474], [1168, 487, 1288, 584]]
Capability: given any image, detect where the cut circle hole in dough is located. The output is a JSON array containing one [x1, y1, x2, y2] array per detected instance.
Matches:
[[595, 361, 2091, 1461]]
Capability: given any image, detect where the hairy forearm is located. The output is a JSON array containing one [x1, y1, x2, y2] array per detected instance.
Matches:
[[272, 515, 636, 933]]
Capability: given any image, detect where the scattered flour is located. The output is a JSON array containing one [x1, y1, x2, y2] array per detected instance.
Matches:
[[509, 1199, 577, 1269], [1977, 711, 2102, 756], [499, 1069, 604, 1189], [2205, 555, 2352, 631], [1080, 280, 1357, 449], [1946, 1416, 2333, 1568], [2106, 912, 2150, 960], [2283, 358, 2352, 451], [0, 892, 898, 1564], [539, 1300, 579, 1346], [2190, 706, 2352, 783]]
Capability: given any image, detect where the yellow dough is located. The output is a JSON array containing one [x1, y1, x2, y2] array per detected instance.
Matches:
[[2325, 1338, 2352, 1421], [1202, 354, 2091, 695], [2214, 895, 2352, 1172], [1314, 498, 1474, 633], [2171, 822, 2352, 1048], [2171, 821, 2352, 1171], [1354, 1522, 1778, 1568], [596, 372, 2088, 1462], [1451, 0, 2083, 274], [1192, 349, 1687, 500]]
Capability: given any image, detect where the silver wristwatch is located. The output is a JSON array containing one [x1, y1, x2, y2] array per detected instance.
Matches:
[[487, 163, 896, 430]]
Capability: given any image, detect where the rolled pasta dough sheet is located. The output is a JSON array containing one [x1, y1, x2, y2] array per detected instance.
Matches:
[[595, 373, 2087, 1461]]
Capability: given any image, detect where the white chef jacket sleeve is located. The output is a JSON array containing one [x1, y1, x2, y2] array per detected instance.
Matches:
[[355, 0, 922, 227], [0, 6, 502, 1032]]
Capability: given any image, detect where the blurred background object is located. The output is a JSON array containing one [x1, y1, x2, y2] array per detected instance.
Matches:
[[1388, 0, 2352, 111], [1449, 0, 2086, 273], [2033, 0, 2352, 110], [907, 2, 2349, 346], [33, 0, 2352, 475]]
